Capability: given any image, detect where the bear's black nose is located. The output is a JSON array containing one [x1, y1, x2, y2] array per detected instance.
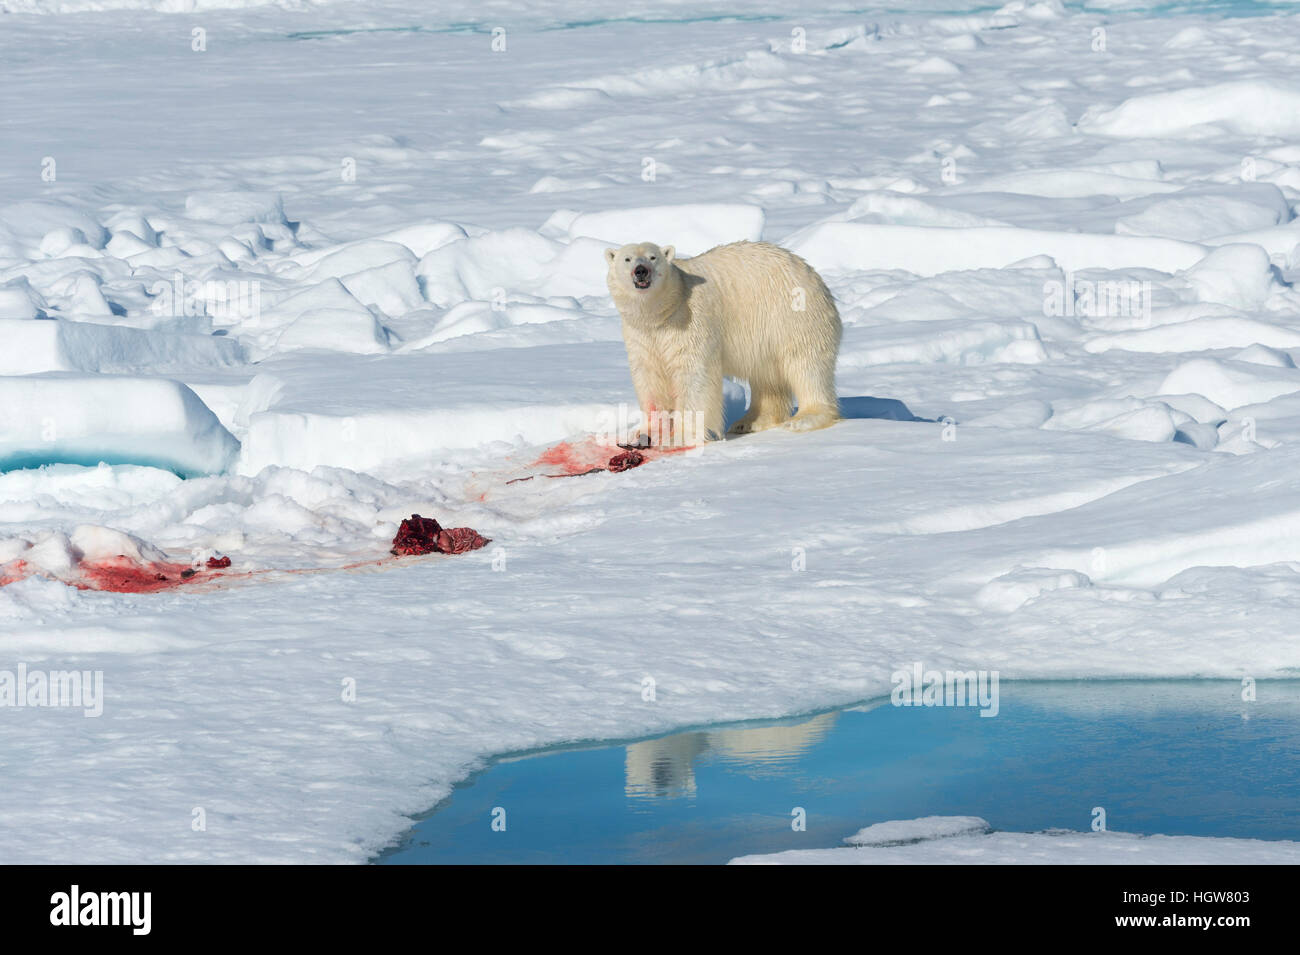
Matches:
[[633, 265, 650, 280]]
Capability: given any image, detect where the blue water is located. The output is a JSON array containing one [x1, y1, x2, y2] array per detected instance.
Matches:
[[284, 2, 1300, 42], [0, 455, 191, 480], [377, 680, 1300, 864]]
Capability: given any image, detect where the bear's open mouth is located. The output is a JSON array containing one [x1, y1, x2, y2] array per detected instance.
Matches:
[[632, 271, 652, 289]]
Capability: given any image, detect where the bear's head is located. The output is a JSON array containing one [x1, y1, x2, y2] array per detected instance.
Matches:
[[605, 242, 676, 294]]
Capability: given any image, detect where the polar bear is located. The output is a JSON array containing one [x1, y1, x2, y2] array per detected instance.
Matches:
[[605, 240, 841, 445]]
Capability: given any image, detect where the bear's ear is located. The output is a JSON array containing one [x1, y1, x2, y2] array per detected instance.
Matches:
[[663, 245, 675, 263], [604, 248, 617, 263]]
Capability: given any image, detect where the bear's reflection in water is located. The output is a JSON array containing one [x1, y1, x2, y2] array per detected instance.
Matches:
[[623, 712, 839, 799]]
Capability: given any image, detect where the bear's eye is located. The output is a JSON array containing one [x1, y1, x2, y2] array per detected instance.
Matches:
[[650, 256, 656, 261], [624, 257, 630, 262]]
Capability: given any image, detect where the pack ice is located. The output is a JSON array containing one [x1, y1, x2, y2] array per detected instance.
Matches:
[[1, 0, 1300, 865]]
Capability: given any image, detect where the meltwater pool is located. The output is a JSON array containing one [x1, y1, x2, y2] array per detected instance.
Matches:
[[377, 680, 1300, 864]]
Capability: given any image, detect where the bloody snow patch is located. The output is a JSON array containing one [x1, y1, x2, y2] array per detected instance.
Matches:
[[530, 437, 687, 478], [0, 559, 30, 587], [390, 514, 490, 557], [0, 555, 226, 594], [534, 440, 618, 476], [77, 557, 207, 594]]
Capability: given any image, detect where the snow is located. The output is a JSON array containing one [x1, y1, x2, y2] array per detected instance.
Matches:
[[1084, 316, 1300, 355], [731, 818, 1300, 864], [2, 0, 1300, 864], [274, 304, 391, 355], [1181, 242, 1276, 309], [975, 569, 1091, 614], [0, 279, 46, 319], [184, 191, 287, 227], [1078, 80, 1300, 139], [1114, 193, 1285, 240], [562, 204, 765, 257], [0, 200, 108, 255], [845, 815, 991, 846], [0, 318, 246, 375], [1157, 358, 1300, 410], [787, 222, 1207, 277]]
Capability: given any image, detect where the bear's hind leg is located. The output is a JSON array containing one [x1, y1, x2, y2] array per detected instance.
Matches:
[[786, 361, 840, 433], [786, 406, 839, 432], [729, 382, 792, 435], [727, 385, 761, 434]]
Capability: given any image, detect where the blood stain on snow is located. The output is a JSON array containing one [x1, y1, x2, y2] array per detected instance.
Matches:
[[530, 437, 684, 479], [534, 440, 614, 475], [0, 554, 230, 595], [1, 437, 675, 595], [0, 559, 30, 587], [77, 557, 215, 594]]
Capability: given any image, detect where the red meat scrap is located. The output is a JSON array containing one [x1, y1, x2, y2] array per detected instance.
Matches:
[[391, 515, 490, 557], [436, 526, 491, 554], [207, 555, 232, 569], [607, 450, 645, 472], [391, 514, 443, 555]]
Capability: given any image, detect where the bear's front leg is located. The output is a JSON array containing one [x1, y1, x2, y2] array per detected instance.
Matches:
[[680, 353, 726, 444], [633, 389, 676, 448], [624, 402, 663, 449], [624, 346, 670, 448]]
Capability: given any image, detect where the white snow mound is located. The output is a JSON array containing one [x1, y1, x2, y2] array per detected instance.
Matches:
[[0, 375, 239, 477]]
